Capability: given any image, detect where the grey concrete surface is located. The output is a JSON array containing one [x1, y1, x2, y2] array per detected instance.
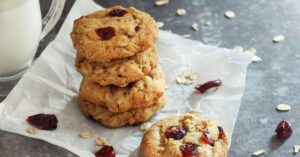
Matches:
[[1, 0, 300, 156]]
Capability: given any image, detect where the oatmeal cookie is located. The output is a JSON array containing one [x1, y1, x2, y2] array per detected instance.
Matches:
[[78, 95, 165, 128], [71, 6, 158, 63], [140, 114, 229, 157], [76, 47, 158, 87], [79, 66, 165, 113]]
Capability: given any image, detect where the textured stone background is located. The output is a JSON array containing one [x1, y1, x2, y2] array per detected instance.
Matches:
[[1, 0, 300, 156]]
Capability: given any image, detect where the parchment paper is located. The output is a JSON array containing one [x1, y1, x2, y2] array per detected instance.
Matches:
[[0, 0, 255, 156]]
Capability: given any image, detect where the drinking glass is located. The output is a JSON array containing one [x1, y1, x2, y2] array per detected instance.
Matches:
[[0, 0, 66, 96]]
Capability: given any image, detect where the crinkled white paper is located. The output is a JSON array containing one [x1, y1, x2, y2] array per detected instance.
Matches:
[[0, 0, 253, 156]]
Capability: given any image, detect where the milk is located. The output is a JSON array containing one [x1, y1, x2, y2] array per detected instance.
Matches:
[[0, 0, 42, 76]]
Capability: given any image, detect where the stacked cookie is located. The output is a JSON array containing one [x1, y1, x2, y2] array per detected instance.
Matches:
[[70, 6, 166, 128]]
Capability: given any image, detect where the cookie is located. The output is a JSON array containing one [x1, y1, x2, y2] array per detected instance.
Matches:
[[140, 114, 229, 157], [79, 65, 165, 113], [71, 6, 158, 63], [76, 46, 158, 87], [78, 95, 165, 128]]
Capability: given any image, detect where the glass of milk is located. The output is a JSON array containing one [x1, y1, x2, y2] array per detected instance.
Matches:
[[0, 0, 65, 95]]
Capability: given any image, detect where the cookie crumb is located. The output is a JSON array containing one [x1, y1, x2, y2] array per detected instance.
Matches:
[[233, 46, 243, 53], [155, 0, 169, 6], [272, 35, 285, 43], [276, 104, 291, 112], [95, 137, 106, 146], [224, 11, 235, 19], [294, 145, 300, 153], [191, 23, 199, 31], [176, 9, 186, 16], [26, 127, 38, 135], [79, 131, 93, 138], [157, 22, 164, 28], [252, 149, 265, 156], [140, 122, 153, 132]]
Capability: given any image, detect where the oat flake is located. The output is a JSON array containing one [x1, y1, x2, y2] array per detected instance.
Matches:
[[187, 73, 199, 81], [183, 80, 194, 85], [276, 104, 291, 112], [95, 137, 106, 146], [294, 145, 300, 153], [205, 21, 212, 26], [79, 131, 93, 138], [183, 69, 193, 77], [155, 0, 169, 6], [176, 69, 199, 85], [157, 21, 164, 28], [191, 23, 199, 31], [224, 11, 235, 19], [176, 9, 186, 16], [233, 46, 243, 53], [248, 48, 257, 54], [272, 35, 285, 43], [252, 149, 265, 156], [176, 76, 186, 84], [26, 127, 38, 135]]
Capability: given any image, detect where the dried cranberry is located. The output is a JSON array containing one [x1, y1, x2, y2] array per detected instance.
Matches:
[[135, 26, 140, 32], [95, 145, 116, 157], [180, 143, 198, 157], [218, 126, 224, 139], [27, 114, 58, 130], [164, 125, 187, 140], [194, 79, 222, 93], [109, 9, 127, 17], [96, 27, 116, 40], [275, 120, 293, 139], [200, 132, 214, 146]]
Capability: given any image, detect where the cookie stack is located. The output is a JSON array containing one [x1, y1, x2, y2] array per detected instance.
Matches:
[[70, 6, 166, 128]]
